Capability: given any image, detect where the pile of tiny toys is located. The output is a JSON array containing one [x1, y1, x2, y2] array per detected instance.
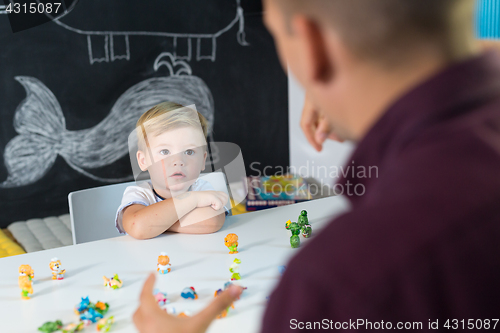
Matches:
[[37, 297, 113, 332], [74, 296, 110, 325], [285, 210, 313, 248]]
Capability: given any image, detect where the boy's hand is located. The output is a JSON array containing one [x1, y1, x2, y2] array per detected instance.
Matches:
[[133, 273, 243, 333], [195, 191, 229, 210]]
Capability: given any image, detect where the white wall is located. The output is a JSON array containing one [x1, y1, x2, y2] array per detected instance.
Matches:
[[288, 71, 354, 189]]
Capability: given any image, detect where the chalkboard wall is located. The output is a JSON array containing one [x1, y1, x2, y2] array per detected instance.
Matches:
[[0, 0, 288, 227]]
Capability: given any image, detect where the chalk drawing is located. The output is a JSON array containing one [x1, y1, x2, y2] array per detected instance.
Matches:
[[41, 0, 249, 64], [1, 57, 215, 188]]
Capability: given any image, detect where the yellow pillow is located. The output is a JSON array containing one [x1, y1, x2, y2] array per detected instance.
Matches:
[[0, 229, 26, 258]]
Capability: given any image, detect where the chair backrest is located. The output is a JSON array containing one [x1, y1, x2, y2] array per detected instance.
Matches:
[[68, 181, 135, 244], [68, 172, 230, 244]]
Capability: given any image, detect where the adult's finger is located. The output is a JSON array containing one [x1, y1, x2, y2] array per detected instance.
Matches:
[[193, 285, 243, 332], [300, 97, 322, 152], [139, 273, 158, 309]]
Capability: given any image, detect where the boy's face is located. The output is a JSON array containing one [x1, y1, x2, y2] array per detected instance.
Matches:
[[137, 126, 207, 194]]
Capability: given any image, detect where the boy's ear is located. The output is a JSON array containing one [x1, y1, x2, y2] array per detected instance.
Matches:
[[137, 150, 149, 171], [201, 150, 207, 171]]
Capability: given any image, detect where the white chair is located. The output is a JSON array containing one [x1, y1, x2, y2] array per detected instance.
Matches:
[[68, 172, 230, 244], [68, 181, 135, 244]]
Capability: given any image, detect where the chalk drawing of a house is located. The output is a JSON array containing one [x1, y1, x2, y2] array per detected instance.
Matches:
[[47, 0, 249, 64]]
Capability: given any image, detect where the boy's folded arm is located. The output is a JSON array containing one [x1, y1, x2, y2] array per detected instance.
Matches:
[[168, 206, 226, 234], [122, 193, 199, 239]]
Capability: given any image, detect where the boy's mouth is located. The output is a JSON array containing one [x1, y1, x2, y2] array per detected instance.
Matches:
[[169, 171, 186, 179]]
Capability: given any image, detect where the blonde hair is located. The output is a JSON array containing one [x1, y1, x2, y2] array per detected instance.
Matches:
[[136, 101, 209, 151]]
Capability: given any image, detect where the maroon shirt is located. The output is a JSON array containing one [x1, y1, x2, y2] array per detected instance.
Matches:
[[262, 52, 500, 332]]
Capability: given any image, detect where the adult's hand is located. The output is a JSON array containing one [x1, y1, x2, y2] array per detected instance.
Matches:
[[300, 93, 343, 152], [133, 273, 243, 333]]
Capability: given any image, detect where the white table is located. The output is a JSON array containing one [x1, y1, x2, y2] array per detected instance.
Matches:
[[0, 196, 349, 333]]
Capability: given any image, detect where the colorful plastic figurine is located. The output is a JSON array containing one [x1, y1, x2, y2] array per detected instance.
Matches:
[[285, 219, 292, 230], [103, 273, 123, 289], [97, 316, 115, 332], [180, 286, 198, 299], [74, 296, 91, 315], [288, 222, 301, 248], [61, 322, 84, 333], [157, 252, 171, 274], [153, 288, 169, 305], [297, 210, 309, 228], [214, 289, 235, 319], [49, 257, 66, 280], [229, 258, 241, 280], [224, 233, 239, 254], [80, 307, 103, 323], [302, 223, 312, 238], [19, 264, 34, 300], [38, 320, 63, 333]]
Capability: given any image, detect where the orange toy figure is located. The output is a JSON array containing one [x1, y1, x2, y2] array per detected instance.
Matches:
[[49, 257, 66, 280], [157, 252, 171, 274], [214, 289, 235, 319], [224, 233, 239, 254], [18, 264, 34, 299]]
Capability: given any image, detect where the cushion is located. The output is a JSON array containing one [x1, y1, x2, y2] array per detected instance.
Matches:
[[7, 214, 73, 253], [0, 228, 26, 258]]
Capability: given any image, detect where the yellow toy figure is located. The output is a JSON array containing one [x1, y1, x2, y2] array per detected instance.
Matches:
[[49, 257, 66, 280], [157, 252, 171, 274], [18, 264, 34, 299], [224, 233, 239, 254]]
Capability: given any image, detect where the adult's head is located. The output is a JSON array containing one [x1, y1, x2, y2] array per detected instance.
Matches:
[[263, 0, 479, 141]]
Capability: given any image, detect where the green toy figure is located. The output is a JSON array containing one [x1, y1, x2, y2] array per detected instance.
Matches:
[[297, 210, 309, 228], [288, 222, 301, 248], [38, 320, 63, 333], [230, 258, 241, 280], [302, 223, 312, 238]]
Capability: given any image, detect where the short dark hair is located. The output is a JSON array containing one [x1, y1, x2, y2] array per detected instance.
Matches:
[[273, 0, 475, 66]]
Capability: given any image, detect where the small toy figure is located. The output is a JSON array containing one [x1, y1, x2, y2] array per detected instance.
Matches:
[[19, 264, 34, 300], [153, 288, 169, 305], [103, 274, 123, 289], [38, 320, 63, 333], [214, 289, 235, 319], [297, 210, 309, 228], [74, 296, 91, 315], [60, 322, 84, 333], [96, 316, 115, 332], [288, 222, 301, 248], [80, 307, 103, 323], [180, 286, 198, 300], [302, 223, 312, 238], [157, 252, 171, 274], [49, 257, 66, 280], [229, 258, 241, 280], [285, 219, 292, 230], [224, 233, 239, 254]]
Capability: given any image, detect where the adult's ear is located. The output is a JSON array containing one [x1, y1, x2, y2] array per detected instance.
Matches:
[[291, 15, 334, 85]]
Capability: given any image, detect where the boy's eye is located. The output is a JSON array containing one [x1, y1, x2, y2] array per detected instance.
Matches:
[[185, 149, 195, 156], [159, 149, 170, 156]]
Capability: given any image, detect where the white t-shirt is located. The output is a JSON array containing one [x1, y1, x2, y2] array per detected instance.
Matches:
[[115, 179, 229, 234]]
